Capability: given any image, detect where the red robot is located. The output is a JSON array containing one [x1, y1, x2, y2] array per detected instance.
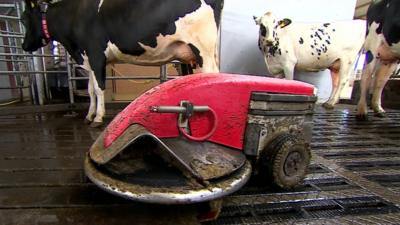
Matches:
[[85, 73, 316, 207]]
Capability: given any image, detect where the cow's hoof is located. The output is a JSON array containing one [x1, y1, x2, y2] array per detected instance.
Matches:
[[322, 103, 334, 110], [84, 118, 92, 125], [374, 111, 386, 118], [356, 114, 368, 121], [90, 122, 103, 128]]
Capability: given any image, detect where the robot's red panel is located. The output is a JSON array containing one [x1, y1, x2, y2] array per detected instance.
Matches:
[[103, 73, 315, 150]]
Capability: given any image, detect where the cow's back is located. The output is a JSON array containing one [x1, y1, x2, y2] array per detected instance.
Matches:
[[99, 1, 199, 53], [287, 20, 365, 54], [281, 20, 365, 70]]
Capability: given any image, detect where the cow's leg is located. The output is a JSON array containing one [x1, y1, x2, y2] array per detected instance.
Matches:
[[322, 70, 340, 109], [188, 21, 220, 73], [90, 73, 105, 128], [282, 64, 295, 80], [322, 60, 341, 109], [370, 62, 397, 117], [323, 58, 351, 109], [331, 70, 340, 91], [86, 52, 106, 128], [84, 71, 97, 124], [195, 43, 219, 73], [356, 57, 378, 120]]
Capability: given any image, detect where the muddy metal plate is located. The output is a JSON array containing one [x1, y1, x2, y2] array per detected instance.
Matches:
[[161, 138, 246, 180], [84, 155, 252, 204], [87, 123, 250, 204], [90, 124, 246, 182]]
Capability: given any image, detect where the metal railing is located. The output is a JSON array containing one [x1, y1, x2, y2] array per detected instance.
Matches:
[[0, 1, 32, 104]]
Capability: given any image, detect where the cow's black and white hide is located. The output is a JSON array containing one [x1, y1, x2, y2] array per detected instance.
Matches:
[[21, 0, 223, 127], [254, 12, 366, 109], [356, 0, 400, 120]]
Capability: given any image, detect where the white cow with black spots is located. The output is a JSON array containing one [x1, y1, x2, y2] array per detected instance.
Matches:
[[254, 12, 366, 109]]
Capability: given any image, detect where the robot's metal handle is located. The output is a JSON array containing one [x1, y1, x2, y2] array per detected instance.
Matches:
[[150, 105, 209, 113], [150, 101, 218, 141], [178, 107, 218, 141]]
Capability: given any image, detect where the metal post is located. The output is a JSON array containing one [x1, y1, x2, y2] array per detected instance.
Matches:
[[4, 17, 17, 100], [14, 2, 32, 102], [111, 66, 116, 100], [28, 58, 37, 105], [16, 2, 24, 36], [25, 49, 35, 105], [41, 47, 51, 100], [160, 64, 168, 83], [66, 53, 74, 104], [5, 20, 15, 70], [3, 4, 22, 102], [32, 51, 45, 105]]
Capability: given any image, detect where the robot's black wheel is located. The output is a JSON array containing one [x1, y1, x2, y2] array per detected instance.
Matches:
[[261, 133, 311, 190]]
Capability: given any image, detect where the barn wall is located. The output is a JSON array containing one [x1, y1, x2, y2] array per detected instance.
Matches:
[[220, 0, 357, 102]]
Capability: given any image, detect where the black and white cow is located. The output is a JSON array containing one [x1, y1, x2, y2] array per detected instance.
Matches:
[[21, 0, 223, 127], [356, 0, 400, 120], [254, 12, 366, 109]]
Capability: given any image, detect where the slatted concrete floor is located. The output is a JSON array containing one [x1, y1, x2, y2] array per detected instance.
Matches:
[[1, 105, 400, 225]]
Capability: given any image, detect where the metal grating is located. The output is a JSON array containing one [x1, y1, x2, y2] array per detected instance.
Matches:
[[205, 197, 400, 225]]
